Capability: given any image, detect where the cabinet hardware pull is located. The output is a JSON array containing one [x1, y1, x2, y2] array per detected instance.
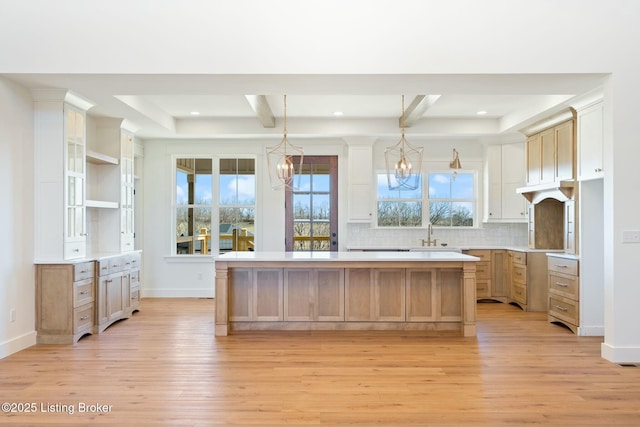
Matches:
[[79, 270, 88, 273], [79, 290, 87, 294], [554, 264, 568, 268], [595, 168, 602, 172], [73, 248, 79, 252], [555, 282, 568, 287], [554, 305, 568, 311], [80, 315, 89, 320]]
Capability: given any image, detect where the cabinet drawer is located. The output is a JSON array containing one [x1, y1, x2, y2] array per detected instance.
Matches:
[[548, 272, 579, 300], [547, 257, 578, 276], [73, 261, 94, 281], [109, 256, 125, 274], [475, 262, 491, 279], [130, 269, 140, 285], [129, 252, 142, 269], [512, 283, 527, 304], [130, 289, 140, 306], [510, 251, 527, 265], [73, 303, 94, 334], [64, 241, 86, 260], [74, 278, 94, 307], [97, 259, 111, 277], [512, 265, 527, 284], [549, 294, 578, 326], [465, 250, 491, 262], [476, 280, 490, 298]]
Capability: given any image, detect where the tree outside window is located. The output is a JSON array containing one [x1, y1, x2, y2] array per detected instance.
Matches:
[[376, 173, 422, 227], [428, 172, 474, 227]]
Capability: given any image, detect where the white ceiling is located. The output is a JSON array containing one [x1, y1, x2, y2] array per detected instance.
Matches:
[[4, 73, 607, 142]]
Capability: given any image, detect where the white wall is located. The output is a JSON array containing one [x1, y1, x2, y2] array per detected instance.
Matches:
[[1, 0, 639, 362], [0, 77, 36, 358], [579, 179, 604, 336]]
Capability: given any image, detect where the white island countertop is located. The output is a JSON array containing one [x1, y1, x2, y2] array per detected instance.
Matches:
[[215, 251, 480, 262]]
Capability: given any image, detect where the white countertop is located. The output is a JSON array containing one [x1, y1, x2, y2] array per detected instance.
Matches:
[[346, 245, 565, 253], [215, 251, 480, 262]]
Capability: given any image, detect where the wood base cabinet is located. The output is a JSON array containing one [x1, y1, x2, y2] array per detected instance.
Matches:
[[405, 269, 462, 322], [229, 268, 284, 322], [345, 268, 406, 321], [463, 249, 508, 303], [96, 252, 141, 333], [508, 250, 548, 312], [547, 255, 580, 333], [285, 269, 344, 321], [222, 263, 470, 335], [36, 261, 95, 344]]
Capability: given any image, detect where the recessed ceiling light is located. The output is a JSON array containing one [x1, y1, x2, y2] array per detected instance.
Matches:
[[190, 111, 200, 116], [476, 110, 488, 116], [333, 111, 344, 117]]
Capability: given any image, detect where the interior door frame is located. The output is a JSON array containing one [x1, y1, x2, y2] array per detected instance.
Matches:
[[285, 155, 338, 251]]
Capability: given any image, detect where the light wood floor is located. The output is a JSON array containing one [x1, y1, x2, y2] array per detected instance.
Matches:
[[2, 298, 640, 427]]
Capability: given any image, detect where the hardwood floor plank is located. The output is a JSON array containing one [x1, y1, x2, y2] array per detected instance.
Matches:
[[1, 298, 640, 426]]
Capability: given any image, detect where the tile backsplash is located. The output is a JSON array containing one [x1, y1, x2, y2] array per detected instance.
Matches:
[[346, 222, 528, 249]]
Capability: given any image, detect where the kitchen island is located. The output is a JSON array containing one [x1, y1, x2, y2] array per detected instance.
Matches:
[[214, 251, 480, 337]]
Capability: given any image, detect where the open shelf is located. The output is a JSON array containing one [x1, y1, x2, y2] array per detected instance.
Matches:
[[86, 150, 119, 165], [86, 200, 119, 209]]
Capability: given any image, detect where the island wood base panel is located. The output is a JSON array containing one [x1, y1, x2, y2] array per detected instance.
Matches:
[[215, 254, 478, 337], [230, 321, 464, 334]]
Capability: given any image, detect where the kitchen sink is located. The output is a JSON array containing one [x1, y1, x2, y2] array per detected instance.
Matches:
[[409, 247, 462, 253]]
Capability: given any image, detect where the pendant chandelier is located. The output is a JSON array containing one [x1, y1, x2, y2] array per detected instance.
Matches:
[[384, 95, 423, 190], [266, 95, 304, 190]]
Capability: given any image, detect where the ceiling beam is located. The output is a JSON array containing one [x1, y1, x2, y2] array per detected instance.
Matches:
[[245, 95, 275, 128], [401, 95, 442, 127]]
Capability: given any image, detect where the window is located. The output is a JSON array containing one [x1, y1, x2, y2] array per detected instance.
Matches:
[[376, 171, 476, 227], [376, 173, 423, 227], [175, 157, 255, 255], [176, 158, 213, 254], [219, 158, 255, 252], [428, 172, 475, 227]]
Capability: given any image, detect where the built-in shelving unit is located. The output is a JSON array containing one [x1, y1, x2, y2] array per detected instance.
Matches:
[[86, 200, 118, 209], [86, 149, 119, 166]]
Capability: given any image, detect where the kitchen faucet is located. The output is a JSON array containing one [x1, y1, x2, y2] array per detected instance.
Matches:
[[421, 223, 438, 247]]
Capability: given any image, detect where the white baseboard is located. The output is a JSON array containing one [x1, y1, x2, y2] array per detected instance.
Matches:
[[601, 342, 640, 364], [578, 325, 604, 336], [0, 331, 37, 360], [141, 289, 214, 298]]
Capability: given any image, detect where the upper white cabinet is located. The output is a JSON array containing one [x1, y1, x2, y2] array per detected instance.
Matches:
[[64, 105, 88, 259], [577, 100, 604, 181], [347, 143, 374, 222], [34, 89, 94, 261], [120, 130, 135, 251], [485, 143, 528, 222]]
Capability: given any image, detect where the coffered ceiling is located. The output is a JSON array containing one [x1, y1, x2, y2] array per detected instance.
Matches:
[[4, 73, 607, 142]]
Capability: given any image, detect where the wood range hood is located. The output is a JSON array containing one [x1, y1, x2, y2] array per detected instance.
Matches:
[[516, 181, 575, 204]]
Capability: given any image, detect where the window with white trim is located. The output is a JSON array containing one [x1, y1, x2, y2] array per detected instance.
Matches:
[[174, 157, 255, 255], [427, 172, 475, 227], [375, 170, 476, 227]]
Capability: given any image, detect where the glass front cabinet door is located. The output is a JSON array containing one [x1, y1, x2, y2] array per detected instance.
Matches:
[[64, 104, 87, 259]]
